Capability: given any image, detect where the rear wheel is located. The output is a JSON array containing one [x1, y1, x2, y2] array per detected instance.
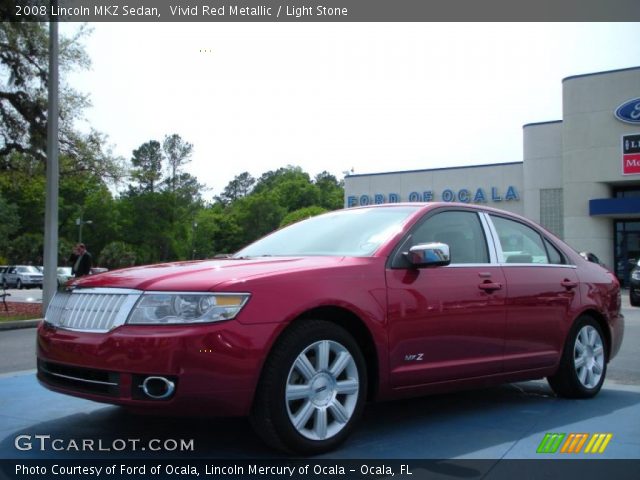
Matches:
[[548, 316, 607, 398], [250, 320, 367, 454]]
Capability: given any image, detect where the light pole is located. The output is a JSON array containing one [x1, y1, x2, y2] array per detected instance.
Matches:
[[76, 214, 93, 243], [43, 6, 59, 311]]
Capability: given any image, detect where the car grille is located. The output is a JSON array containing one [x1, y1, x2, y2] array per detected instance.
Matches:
[[45, 288, 142, 332], [38, 360, 120, 397]]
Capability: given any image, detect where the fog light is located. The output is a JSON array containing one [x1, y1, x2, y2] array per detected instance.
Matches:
[[141, 376, 175, 400]]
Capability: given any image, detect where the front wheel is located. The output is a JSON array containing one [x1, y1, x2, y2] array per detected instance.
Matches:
[[630, 291, 640, 307], [16, 279, 22, 290], [250, 320, 367, 454], [547, 316, 607, 398]]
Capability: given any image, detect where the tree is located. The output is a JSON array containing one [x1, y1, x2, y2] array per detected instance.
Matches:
[[192, 205, 244, 258], [99, 242, 137, 270], [272, 175, 320, 212], [7, 233, 43, 265], [314, 171, 344, 209], [219, 171, 255, 204], [1, 22, 124, 183], [130, 140, 163, 193], [163, 134, 193, 192], [252, 166, 308, 195], [231, 191, 286, 247], [280, 206, 327, 228], [0, 192, 19, 259], [0, 22, 93, 160]]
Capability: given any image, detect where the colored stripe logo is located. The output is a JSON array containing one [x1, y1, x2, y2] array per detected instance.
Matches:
[[537, 433, 612, 454]]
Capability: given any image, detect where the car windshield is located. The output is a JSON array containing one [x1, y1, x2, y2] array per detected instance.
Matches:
[[234, 206, 419, 257], [18, 266, 40, 273], [57, 267, 72, 275]]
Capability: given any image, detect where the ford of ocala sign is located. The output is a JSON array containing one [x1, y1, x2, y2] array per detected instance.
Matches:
[[615, 98, 640, 124]]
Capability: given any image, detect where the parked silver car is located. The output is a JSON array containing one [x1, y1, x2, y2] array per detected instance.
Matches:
[[2, 265, 43, 289]]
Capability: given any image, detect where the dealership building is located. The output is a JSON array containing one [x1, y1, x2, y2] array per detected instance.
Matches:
[[344, 66, 640, 282]]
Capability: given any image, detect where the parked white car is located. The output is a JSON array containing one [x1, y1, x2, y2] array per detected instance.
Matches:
[[57, 267, 73, 286], [2, 265, 43, 289]]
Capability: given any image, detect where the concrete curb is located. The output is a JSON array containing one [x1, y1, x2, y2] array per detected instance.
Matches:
[[0, 319, 42, 331]]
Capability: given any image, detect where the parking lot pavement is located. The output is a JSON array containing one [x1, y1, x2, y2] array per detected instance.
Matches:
[[0, 288, 42, 304], [0, 371, 639, 460]]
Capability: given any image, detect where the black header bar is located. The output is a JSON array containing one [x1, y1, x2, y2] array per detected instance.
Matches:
[[3, 0, 640, 22], [2, 459, 640, 480]]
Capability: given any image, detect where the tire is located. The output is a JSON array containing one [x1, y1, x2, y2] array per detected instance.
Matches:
[[16, 279, 22, 290], [2, 280, 7, 289], [250, 320, 367, 454], [630, 291, 640, 307], [547, 316, 607, 398]]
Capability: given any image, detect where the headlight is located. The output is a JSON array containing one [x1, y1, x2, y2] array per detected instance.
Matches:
[[632, 270, 640, 281], [127, 292, 250, 325]]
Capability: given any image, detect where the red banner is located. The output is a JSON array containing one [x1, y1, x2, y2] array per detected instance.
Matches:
[[623, 154, 640, 175]]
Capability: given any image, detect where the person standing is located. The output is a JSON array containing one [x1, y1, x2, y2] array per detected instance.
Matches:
[[70, 243, 93, 277]]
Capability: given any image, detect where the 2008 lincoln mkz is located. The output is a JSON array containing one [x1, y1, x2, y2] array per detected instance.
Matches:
[[38, 203, 624, 454]]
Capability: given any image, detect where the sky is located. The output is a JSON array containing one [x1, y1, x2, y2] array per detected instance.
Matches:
[[63, 22, 640, 198]]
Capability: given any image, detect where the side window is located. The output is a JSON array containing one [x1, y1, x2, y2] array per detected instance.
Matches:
[[490, 215, 549, 264], [410, 211, 489, 264], [544, 238, 565, 265]]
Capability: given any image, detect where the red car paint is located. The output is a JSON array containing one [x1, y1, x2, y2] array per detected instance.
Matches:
[[37, 203, 624, 417]]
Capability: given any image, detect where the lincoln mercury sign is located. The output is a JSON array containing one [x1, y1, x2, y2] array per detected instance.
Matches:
[[347, 186, 520, 207], [623, 134, 640, 175]]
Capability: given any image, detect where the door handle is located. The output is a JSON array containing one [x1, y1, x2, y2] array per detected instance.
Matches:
[[478, 281, 502, 292], [561, 279, 578, 290]]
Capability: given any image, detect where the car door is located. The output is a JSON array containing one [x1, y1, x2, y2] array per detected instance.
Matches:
[[4, 267, 17, 287], [386, 209, 507, 387], [487, 214, 580, 371]]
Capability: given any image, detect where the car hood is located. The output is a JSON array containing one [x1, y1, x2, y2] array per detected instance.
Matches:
[[70, 257, 351, 291]]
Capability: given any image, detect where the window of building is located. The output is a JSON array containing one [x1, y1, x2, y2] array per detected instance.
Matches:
[[540, 188, 563, 238], [614, 186, 640, 198]]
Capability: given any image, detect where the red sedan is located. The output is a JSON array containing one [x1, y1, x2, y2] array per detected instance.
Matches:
[[37, 203, 624, 454]]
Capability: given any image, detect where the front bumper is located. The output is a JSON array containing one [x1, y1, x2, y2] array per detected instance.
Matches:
[[37, 320, 281, 416]]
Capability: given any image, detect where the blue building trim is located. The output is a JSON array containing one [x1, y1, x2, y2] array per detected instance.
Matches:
[[589, 198, 640, 216]]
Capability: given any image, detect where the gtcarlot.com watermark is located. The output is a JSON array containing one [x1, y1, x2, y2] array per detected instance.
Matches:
[[14, 435, 195, 452]]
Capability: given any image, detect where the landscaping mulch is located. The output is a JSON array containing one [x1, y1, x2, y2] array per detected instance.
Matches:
[[0, 301, 43, 319]]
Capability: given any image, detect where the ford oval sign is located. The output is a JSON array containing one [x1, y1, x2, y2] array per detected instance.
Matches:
[[615, 98, 640, 124]]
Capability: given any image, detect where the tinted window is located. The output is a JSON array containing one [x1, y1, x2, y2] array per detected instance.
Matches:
[[491, 215, 549, 264], [409, 211, 489, 264]]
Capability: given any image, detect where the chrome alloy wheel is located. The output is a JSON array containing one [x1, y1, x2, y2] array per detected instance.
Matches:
[[574, 325, 605, 389], [285, 340, 359, 441]]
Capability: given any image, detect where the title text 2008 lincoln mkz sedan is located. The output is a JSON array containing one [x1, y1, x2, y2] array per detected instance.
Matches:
[[38, 203, 624, 454]]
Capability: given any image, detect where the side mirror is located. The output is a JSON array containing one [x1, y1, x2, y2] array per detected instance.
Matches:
[[405, 242, 451, 268]]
